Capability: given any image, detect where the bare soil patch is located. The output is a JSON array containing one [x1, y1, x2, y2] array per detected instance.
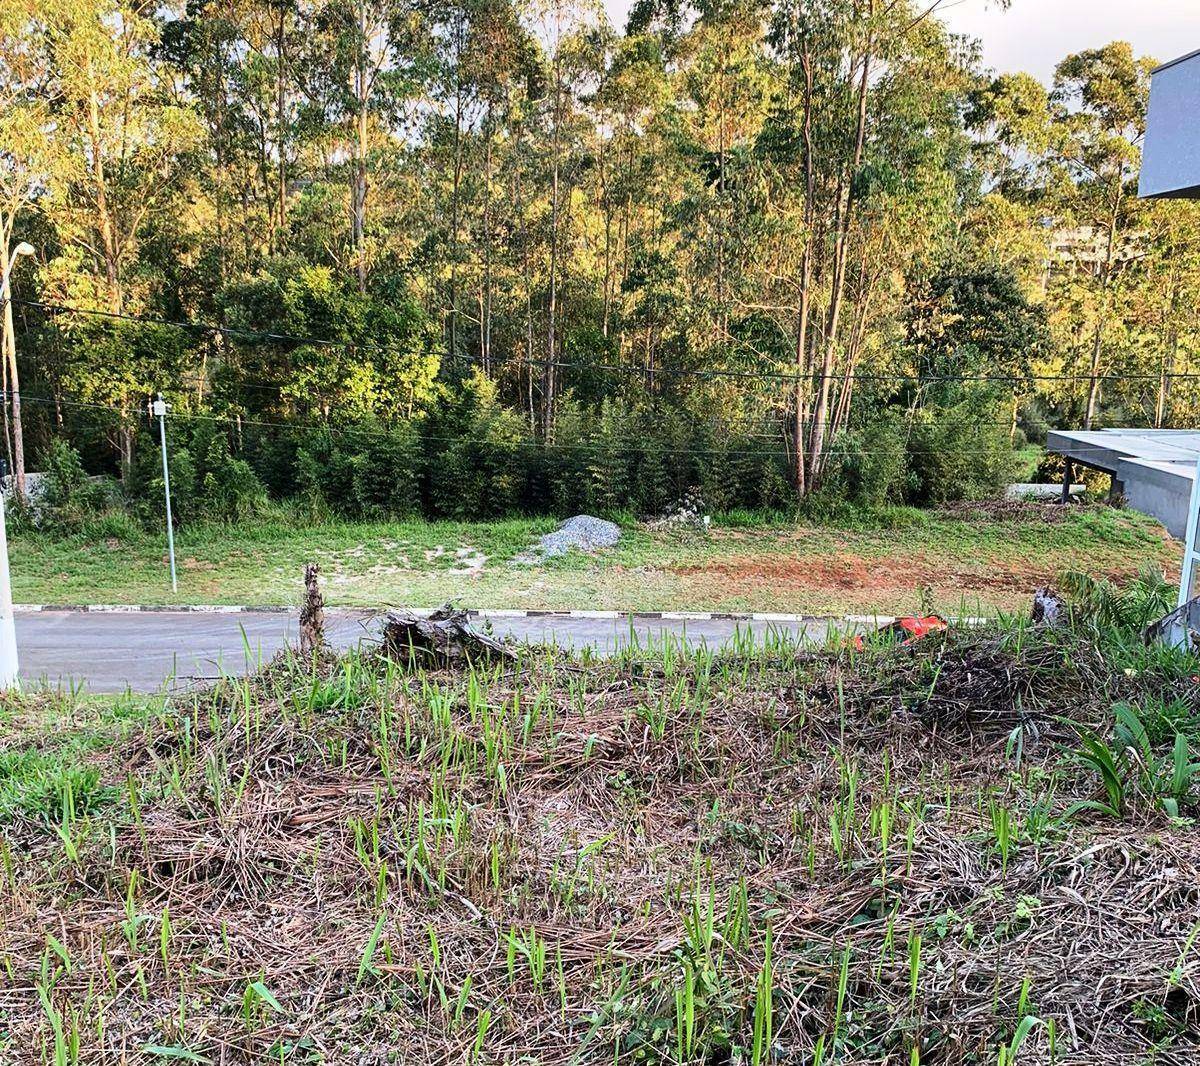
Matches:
[[670, 551, 1155, 597]]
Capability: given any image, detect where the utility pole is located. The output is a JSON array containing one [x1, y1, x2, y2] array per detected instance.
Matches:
[[152, 393, 178, 593], [0, 489, 17, 689], [0, 241, 33, 689]]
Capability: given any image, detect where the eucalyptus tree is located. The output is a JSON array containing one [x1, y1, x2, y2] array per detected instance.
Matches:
[[17, 0, 203, 473], [0, 3, 54, 496], [1048, 42, 1154, 428]]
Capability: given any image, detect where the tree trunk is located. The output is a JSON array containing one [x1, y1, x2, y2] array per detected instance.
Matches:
[[600, 137, 613, 337], [0, 263, 23, 499], [449, 22, 464, 358], [351, 2, 369, 295], [87, 79, 121, 312], [807, 19, 872, 485], [482, 98, 494, 375], [275, 7, 288, 248], [1083, 179, 1122, 430], [793, 45, 816, 498], [544, 9, 563, 438], [1083, 317, 1105, 429], [514, 122, 537, 430]]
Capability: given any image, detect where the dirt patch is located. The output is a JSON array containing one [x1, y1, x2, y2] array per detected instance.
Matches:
[[671, 552, 1144, 595], [937, 498, 1074, 523], [5, 628, 1199, 1062], [181, 556, 216, 572]]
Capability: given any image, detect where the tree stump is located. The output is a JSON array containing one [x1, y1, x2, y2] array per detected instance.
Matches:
[[300, 563, 325, 655], [381, 604, 513, 666]]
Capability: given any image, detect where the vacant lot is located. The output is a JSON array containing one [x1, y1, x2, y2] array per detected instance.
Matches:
[[1, 604, 1198, 1062], [10, 502, 1178, 615]]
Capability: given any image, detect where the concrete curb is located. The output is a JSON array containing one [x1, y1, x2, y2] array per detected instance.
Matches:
[[12, 604, 993, 626], [13, 603, 828, 623]]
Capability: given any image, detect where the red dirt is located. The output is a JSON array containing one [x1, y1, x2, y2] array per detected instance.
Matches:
[[670, 553, 1147, 596]]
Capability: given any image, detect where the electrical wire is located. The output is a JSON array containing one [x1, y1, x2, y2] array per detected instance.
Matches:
[[15, 297, 1200, 387], [11, 391, 1154, 463]]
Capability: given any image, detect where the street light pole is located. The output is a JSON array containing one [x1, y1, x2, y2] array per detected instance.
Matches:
[[152, 393, 178, 593], [0, 241, 33, 690]]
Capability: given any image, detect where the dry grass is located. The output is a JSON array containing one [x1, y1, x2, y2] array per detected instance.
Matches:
[[1, 619, 1199, 1063]]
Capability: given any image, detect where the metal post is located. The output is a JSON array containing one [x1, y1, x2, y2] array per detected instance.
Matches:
[[153, 393, 178, 593], [1060, 459, 1072, 504]]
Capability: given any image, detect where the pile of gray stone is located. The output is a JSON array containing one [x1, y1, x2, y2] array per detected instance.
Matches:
[[538, 515, 621, 557]]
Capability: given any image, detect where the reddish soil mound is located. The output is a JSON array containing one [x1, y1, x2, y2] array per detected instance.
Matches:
[[671, 553, 1141, 595]]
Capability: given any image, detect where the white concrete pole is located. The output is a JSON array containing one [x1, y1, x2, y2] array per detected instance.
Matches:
[[0, 488, 18, 689], [0, 242, 32, 690]]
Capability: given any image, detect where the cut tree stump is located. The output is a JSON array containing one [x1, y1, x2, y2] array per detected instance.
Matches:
[[381, 604, 514, 665], [1031, 586, 1066, 627], [300, 563, 325, 655]]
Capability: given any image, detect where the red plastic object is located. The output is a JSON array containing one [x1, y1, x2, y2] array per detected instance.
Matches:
[[883, 615, 948, 643], [848, 615, 947, 651]]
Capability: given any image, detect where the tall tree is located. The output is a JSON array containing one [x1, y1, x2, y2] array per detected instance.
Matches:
[[1048, 43, 1153, 428]]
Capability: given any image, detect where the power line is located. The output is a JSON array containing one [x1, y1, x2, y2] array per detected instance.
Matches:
[[16, 297, 1200, 387], [12, 391, 1152, 462]]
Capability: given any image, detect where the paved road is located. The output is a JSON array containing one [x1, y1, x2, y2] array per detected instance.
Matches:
[[14, 610, 842, 694]]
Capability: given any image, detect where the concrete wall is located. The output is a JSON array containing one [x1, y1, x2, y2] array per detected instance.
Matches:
[[1119, 469, 1190, 538], [1142, 49, 1200, 199]]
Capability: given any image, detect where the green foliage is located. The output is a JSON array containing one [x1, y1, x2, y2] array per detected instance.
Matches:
[[904, 396, 1018, 505], [818, 419, 908, 508], [907, 267, 1048, 392], [130, 421, 267, 526], [296, 422, 421, 520], [1073, 702, 1200, 820], [0, 753, 114, 824], [219, 261, 442, 421], [39, 439, 109, 530], [1060, 565, 1174, 631], [425, 371, 531, 519]]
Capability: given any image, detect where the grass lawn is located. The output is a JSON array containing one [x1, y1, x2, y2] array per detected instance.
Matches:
[[2, 612, 1198, 1060], [9, 501, 1179, 616]]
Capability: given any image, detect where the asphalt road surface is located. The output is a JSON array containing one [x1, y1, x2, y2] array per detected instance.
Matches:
[[14, 610, 839, 694]]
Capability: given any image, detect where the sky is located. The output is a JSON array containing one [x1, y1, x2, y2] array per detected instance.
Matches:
[[601, 0, 1200, 83], [938, 0, 1200, 81]]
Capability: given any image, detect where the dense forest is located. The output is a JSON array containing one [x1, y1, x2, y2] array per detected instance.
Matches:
[[2, 0, 1199, 524]]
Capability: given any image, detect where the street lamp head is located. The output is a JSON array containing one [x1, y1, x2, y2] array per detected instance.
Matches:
[[12, 242, 34, 257]]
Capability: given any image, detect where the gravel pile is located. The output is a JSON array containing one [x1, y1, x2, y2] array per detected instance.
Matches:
[[538, 515, 621, 557]]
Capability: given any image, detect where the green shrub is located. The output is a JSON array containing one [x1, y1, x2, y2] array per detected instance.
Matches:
[[582, 400, 632, 516], [39, 438, 108, 529], [1017, 398, 1052, 446], [426, 371, 532, 518], [199, 435, 267, 522], [349, 422, 421, 518], [818, 419, 907, 508], [904, 396, 1017, 505], [132, 419, 267, 526]]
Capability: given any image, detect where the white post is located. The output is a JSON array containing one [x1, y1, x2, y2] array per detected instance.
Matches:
[[153, 393, 178, 593], [0, 488, 18, 689], [1178, 455, 1200, 607], [0, 242, 33, 689]]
